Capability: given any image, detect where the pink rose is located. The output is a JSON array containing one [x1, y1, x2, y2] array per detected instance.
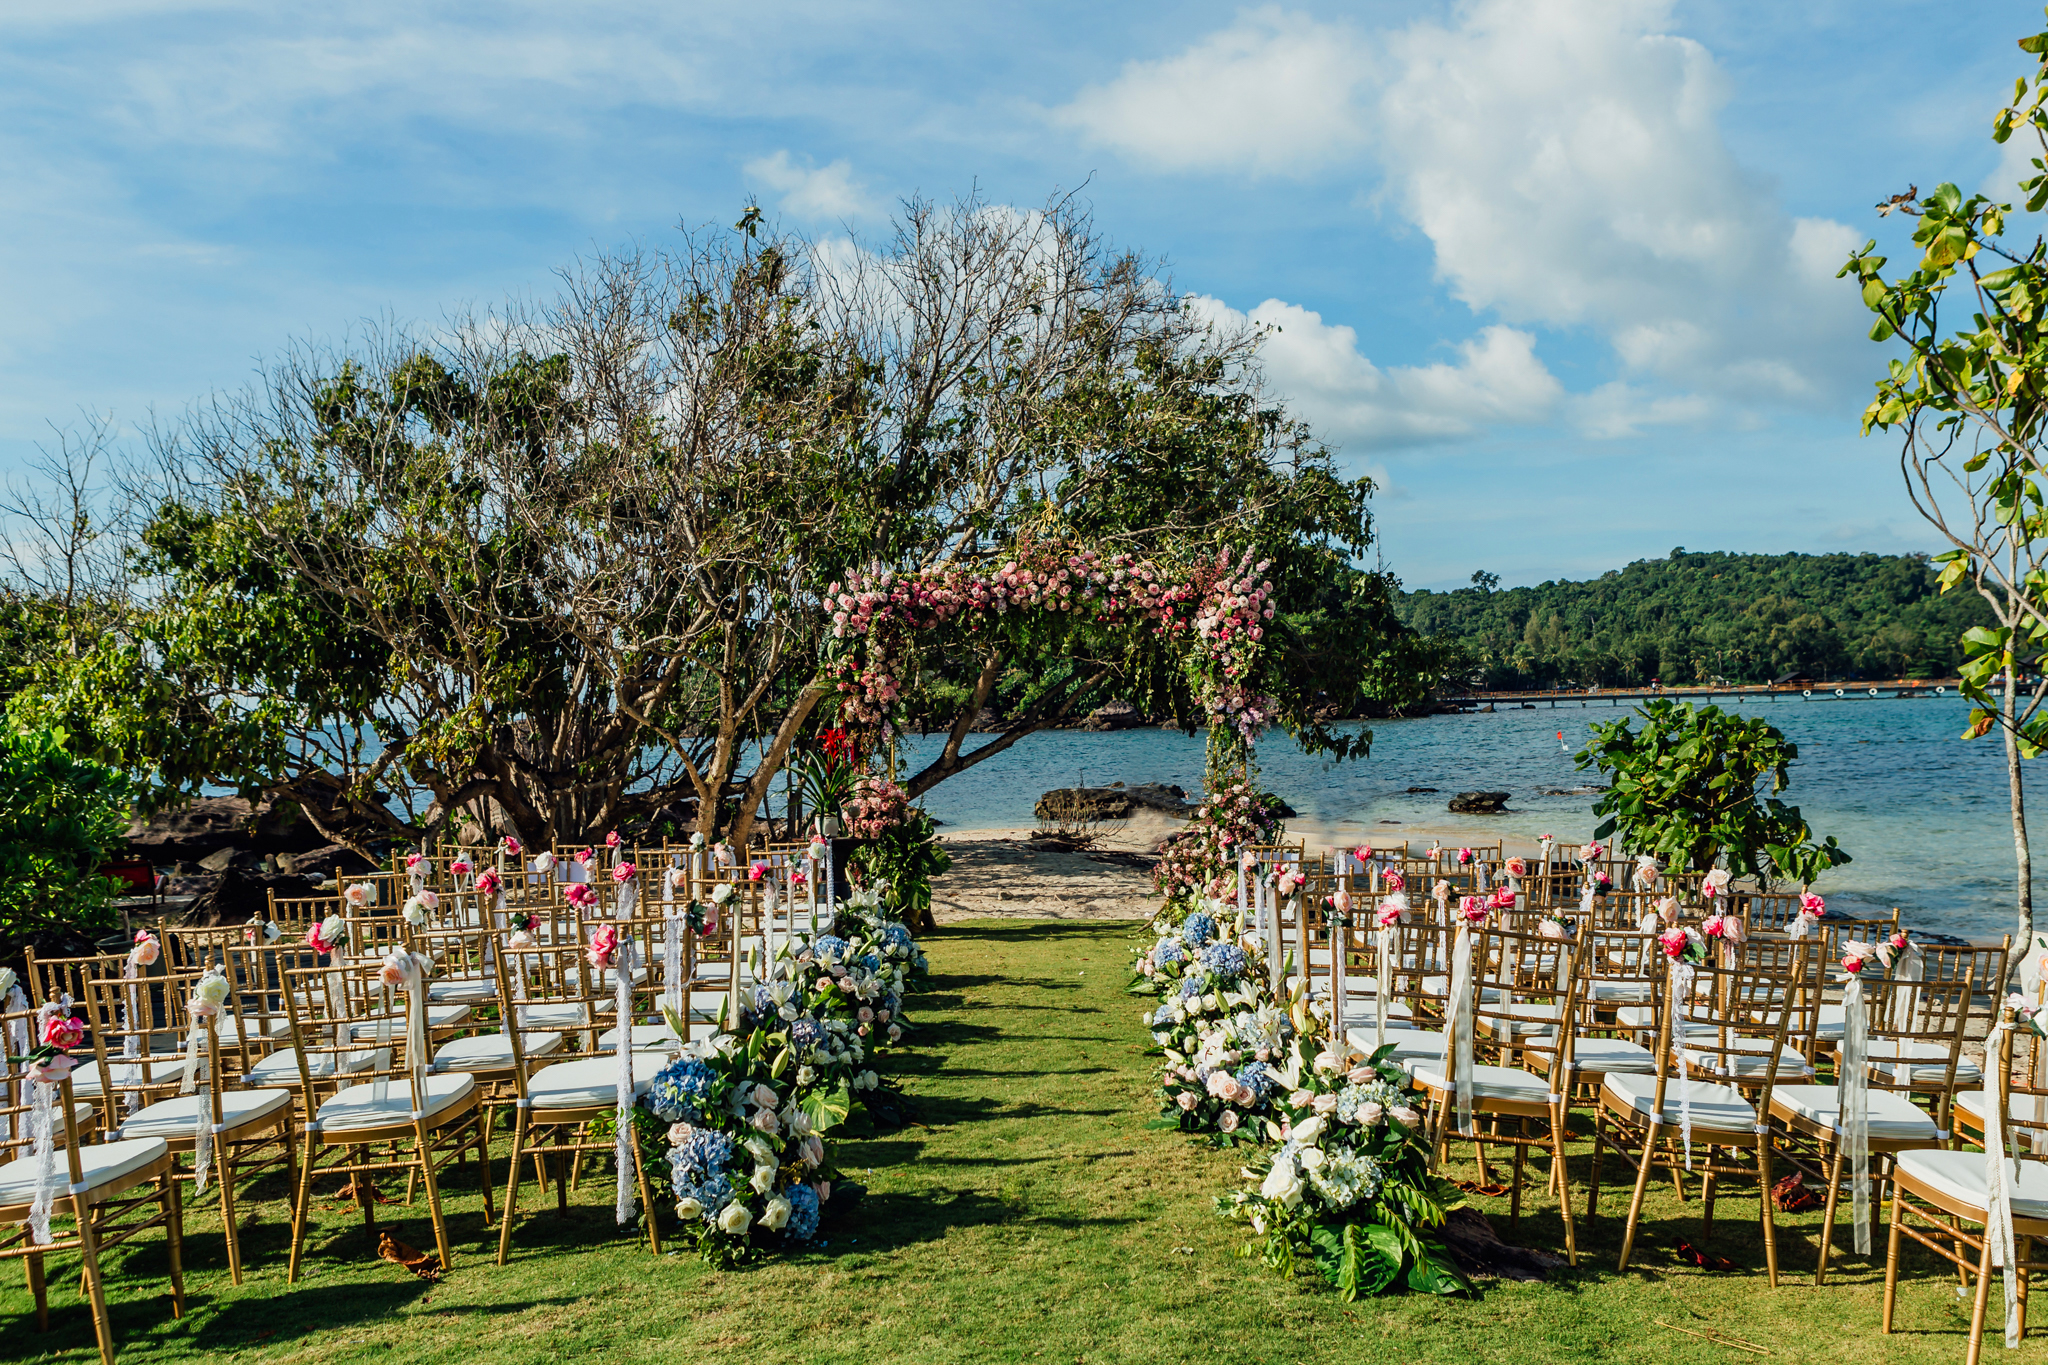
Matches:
[[449, 859, 472, 877], [751, 1109, 780, 1135], [128, 931, 160, 967], [612, 862, 637, 884], [1206, 1071, 1235, 1098], [565, 882, 596, 908], [1659, 927, 1691, 959], [42, 1015, 84, 1049], [474, 869, 502, 896], [1382, 871, 1404, 893], [606, 830, 621, 849], [586, 924, 620, 968], [1218, 1110, 1241, 1134], [1357, 1101, 1385, 1126], [1390, 1105, 1420, 1127], [857, 1007, 874, 1023], [27, 1055, 74, 1084], [1177, 1092, 1199, 1111], [503, 837, 521, 855], [749, 862, 769, 882]]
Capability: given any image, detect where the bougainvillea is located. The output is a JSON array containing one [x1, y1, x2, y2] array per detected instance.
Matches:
[[826, 542, 1277, 748]]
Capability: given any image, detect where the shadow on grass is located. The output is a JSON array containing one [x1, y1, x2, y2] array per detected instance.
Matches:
[[817, 1188, 1137, 1256]]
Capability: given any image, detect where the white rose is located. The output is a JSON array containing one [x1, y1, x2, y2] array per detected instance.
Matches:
[[675, 1196, 704, 1219], [717, 1202, 752, 1235], [759, 1195, 792, 1230], [1297, 1145, 1327, 1171], [750, 1164, 776, 1195], [1260, 1157, 1303, 1207], [710, 883, 734, 904], [1294, 1115, 1326, 1144]]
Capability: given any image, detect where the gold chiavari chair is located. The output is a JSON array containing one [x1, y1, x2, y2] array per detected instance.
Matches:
[[92, 968, 296, 1285], [1883, 1010, 2048, 1364], [491, 934, 667, 1265], [280, 955, 492, 1281], [1596, 939, 1811, 1282], [1414, 922, 1588, 1261], [0, 995, 185, 1365]]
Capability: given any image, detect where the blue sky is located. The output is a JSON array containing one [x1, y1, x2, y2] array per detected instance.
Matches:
[[1, 1, 2040, 589]]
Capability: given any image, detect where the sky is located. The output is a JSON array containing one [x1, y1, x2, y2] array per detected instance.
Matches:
[[1, 0, 2040, 590]]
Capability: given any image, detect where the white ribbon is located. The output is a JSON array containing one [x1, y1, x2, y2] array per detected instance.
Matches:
[[1984, 1019, 2022, 1350], [1888, 942, 1924, 1033], [1236, 861, 1249, 936], [1671, 960, 1697, 1170], [1444, 922, 1475, 1133], [1329, 909, 1347, 1027], [372, 979, 396, 1105], [1, 981, 25, 1144], [27, 1000, 65, 1246], [1264, 880, 1282, 995], [616, 875, 639, 921], [1840, 972, 1870, 1255], [663, 912, 684, 1023], [613, 938, 638, 1226], [1374, 925, 1394, 1054]]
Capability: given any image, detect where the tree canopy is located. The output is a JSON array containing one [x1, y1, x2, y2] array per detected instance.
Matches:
[[1398, 549, 1991, 690]]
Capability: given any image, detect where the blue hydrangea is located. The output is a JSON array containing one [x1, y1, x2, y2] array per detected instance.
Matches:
[[879, 923, 914, 953], [857, 952, 881, 974], [1199, 941, 1249, 981], [1176, 976, 1204, 1000], [671, 1127, 735, 1180], [644, 1057, 719, 1124], [673, 1167, 733, 1218], [1149, 1001, 1176, 1027], [784, 1182, 821, 1241], [813, 934, 850, 961], [1179, 912, 1218, 950], [1234, 1063, 1274, 1103], [789, 1017, 824, 1057], [751, 984, 776, 1013], [883, 993, 902, 1019], [1152, 938, 1188, 969]]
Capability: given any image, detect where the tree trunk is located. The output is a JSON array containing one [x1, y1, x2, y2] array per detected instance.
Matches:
[[2005, 661, 2035, 970]]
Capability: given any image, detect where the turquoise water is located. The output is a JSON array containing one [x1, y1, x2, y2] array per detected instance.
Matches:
[[897, 693, 2034, 941]]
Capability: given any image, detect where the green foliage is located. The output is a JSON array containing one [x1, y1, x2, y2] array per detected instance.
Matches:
[[849, 808, 953, 930], [1398, 549, 1990, 690], [0, 726, 133, 944], [1575, 699, 1850, 882]]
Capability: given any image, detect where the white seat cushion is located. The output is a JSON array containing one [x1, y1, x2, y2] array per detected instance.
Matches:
[[315, 1073, 477, 1133], [563, 965, 651, 993], [1895, 1147, 2048, 1220], [1339, 1000, 1415, 1031], [525, 1052, 668, 1111], [1570, 1036, 1657, 1075], [1770, 1084, 1942, 1142], [517, 1002, 593, 1029], [596, 1022, 683, 1052], [1602, 1072, 1756, 1133], [215, 1014, 292, 1044], [117, 1088, 292, 1140], [1957, 1088, 2048, 1131], [1411, 1062, 1555, 1105], [1814, 1003, 1846, 1042], [1346, 1028, 1445, 1068], [0, 1137, 166, 1206], [68, 1058, 191, 1099], [246, 1048, 377, 1086], [1586, 979, 1654, 1005], [426, 977, 498, 1004], [1476, 1002, 1563, 1039], [339, 1004, 473, 1043], [1868, 1038, 1981, 1087], [1614, 1007, 1717, 1038], [430, 1032, 566, 1073], [1684, 1035, 1813, 1081]]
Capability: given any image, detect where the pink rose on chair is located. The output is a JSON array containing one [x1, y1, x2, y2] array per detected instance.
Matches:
[[1506, 857, 1526, 877], [1457, 848, 1473, 865], [42, 1015, 84, 1050], [128, 930, 160, 967], [606, 831, 621, 850], [1381, 870, 1405, 893], [565, 883, 597, 909], [474, 869, 502, 897], [449, 859, 472, 878], [1374, 896, 1407, 929], [587, 924, 620, 968], [1800, 891, 1826, 916], [405, 853, 424, 870], [1489, 887, 1517, 910], [503, 837, 521, 856], [1328, 889, 1351, 915], [612, 862, 637, 884], [305, 915, 346, 956], [749, 862, 769, 882], [27, 1055, 74, 1084], [1457, 895, 1489, 924]]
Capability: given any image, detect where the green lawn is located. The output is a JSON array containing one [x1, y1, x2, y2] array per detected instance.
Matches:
[[0, 920, 2010, 1363]]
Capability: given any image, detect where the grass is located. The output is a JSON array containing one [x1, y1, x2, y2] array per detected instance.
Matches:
[[0, 919, 2013, 1364]]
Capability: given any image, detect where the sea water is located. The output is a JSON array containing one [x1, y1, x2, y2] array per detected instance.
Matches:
[[897, 693, 2035, 941]]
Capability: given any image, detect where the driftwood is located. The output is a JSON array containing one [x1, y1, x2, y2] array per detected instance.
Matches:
[[1438, 1207, 1568, 1282]]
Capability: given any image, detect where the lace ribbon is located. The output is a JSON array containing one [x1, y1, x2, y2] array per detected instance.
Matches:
[[27, 1000, 64, 1246], [177, 973, 226, 1195], [1984, 1018, 2022, 1350], [2, 981, 25, 1144], [1374, 925, 1394, 1054], [1671, 960, 1696, 1169], [1840, 972, 1870, 1254], [613, 939, 639, 1225], [1445, 922, 1475, 1133]]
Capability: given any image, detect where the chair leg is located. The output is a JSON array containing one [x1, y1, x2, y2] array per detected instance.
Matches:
[[287, 1133, 319, 1284], [1509, 1124, 1526, 1234], [473, 1113, 497, 1225], [25, 1249, 47, 1332], [1551, 1104, 1578, 1268], [1758, 1140, 1779, 1289], [498, 1109, 530, 1266], [163, 1171, 185, 1318], [218, 1149, 244, 1286], [75, 1199, 116, 1365], [1586, 1113, 1605, 1221], [1882, 1182, 1905, 1333], [1968, 1230, 1997, 1365], [415, 1119, 454, 1274], [1814, 1146, 1845, 1286], [1702, 1160, 1718, 1236], [1618, 1121, 1659, 1272], [633, 1137, 662, 1255]]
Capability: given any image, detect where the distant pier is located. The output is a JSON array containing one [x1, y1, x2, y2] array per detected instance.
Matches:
[[1442, 680, 1961, 710]]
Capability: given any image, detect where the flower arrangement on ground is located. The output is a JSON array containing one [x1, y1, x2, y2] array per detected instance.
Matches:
[[833, 880, 933, 993], [1218, 1014, 1469, 1299], [843, 790, 952, 935], [1133, 903, 1288, 1141], [641, 1017, 848, 1267]]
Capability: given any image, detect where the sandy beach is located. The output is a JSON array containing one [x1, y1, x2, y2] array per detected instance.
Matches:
[[931, 808, 1573, 923]]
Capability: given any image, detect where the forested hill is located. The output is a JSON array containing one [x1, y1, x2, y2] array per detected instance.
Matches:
[[1395, 549, 1995, 690]]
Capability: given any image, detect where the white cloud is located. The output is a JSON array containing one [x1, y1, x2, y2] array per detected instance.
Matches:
[[1063, 0, 1874, 425], [744, 150, 877, 221], [1052, 8, 1371, 175], [1192, 296, 1562, 448]]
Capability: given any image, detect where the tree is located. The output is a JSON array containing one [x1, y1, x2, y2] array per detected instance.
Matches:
[[0, 725, 133, 946], [1839, 13, 2048, 956], [1575, 699, 1849, 884]]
